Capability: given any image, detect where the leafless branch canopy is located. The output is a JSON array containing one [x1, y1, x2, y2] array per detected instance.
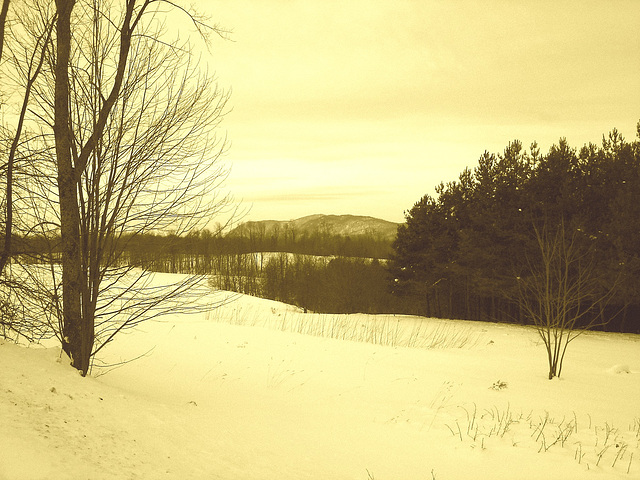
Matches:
[[1, 0, 234, 375], [517, 220, 618, 379]]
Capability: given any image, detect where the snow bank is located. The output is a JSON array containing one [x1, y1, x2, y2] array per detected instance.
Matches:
[[1, 281, 639, 479]]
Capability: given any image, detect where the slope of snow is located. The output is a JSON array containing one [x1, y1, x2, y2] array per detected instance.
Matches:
[[1, 275, 639, 479]]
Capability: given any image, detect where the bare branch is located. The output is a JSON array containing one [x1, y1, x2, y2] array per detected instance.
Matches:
[[0, 0, 9, 62], [517, 220, 619, 379]]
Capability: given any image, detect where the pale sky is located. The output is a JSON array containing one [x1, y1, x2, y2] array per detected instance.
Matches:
[[195, 0, 639, 223]]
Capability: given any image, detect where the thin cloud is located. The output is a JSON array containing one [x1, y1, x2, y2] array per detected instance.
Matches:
[[244, 187, 386, 204], [205, 0, 640, 222]]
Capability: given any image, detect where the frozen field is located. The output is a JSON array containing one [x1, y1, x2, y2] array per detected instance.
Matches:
[[1, 273, 639, 479]]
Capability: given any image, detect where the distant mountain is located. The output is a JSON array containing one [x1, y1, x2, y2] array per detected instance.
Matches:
[[229, 214, 400, 241]]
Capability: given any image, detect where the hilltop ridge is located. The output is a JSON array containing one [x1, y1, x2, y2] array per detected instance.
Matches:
[[229, 214, 399, 241]]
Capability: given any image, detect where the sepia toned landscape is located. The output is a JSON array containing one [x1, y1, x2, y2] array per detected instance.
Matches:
[[1, 1, 639, 479]]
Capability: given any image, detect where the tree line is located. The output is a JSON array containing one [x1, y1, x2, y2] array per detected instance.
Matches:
[[99, 231, 400, 314], [388, 126, 640, 333], [207, 253, 404, 315], [0, 226, 401, 316], [0, 227, 393, 269], [124, 226, 393, 265]]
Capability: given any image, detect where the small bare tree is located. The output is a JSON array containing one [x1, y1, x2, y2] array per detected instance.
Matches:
[[517, 221, 617, 379]]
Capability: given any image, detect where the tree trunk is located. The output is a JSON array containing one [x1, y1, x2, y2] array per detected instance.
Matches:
[[424, 288, 431, 317], [0, 0, 10, 273], [54, 0, 91, 375]]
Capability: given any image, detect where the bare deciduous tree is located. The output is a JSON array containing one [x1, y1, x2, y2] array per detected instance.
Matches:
[[517, 221, 617, 379], [50, 0, 231, 375], [2, 0, 232, 375]]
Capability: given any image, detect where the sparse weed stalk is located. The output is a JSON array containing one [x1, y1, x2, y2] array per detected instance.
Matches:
[[446, 407, 639, 474], [539, 416, 576, 452], [210, 302, 481, 351], [557, 420, 575, 448], [445, 419, 463, 442], [596, 444, 611, 466], [422, 323, 477, 349], [479, 404, 517, 439], [531, 411, 550, 442], [447, 403, 520, 447], [575, 442, 585, 464], [611, 442, 628, 468], [463, 403, 478, 438]]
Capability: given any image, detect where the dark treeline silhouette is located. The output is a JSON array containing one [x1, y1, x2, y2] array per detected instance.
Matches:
[[258, 254, 403, 314], [388, 125, 640, 333], [121, 224, 394, 270], [206, 253, 405, 314], [119, 230, 402, 314], [6, 229, 402, 315], [223, 224, 394, 259], [6, 225, 393, 269]]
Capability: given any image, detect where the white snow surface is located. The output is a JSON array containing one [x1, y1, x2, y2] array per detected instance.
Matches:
[[1, 272, 639, 480]]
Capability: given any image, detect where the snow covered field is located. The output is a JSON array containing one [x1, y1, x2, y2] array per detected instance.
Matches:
[[1, 273, 639, 479]]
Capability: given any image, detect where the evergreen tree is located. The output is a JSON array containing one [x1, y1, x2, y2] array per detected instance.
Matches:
[[389, 125, 640, 332]]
